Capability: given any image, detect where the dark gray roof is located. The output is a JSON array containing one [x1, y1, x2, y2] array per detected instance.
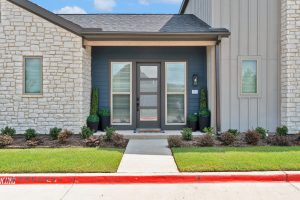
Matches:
[[8, 0, 229, 39], [59, 14, 226, 33]]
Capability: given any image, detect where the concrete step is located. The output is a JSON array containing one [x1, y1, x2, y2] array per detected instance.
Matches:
[[124, 133, 170, 140]]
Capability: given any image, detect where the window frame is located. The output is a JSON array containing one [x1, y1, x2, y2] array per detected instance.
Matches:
[[23, 56, 43, 95], [110, 61, 133, 126], [165, 61, 187, 126], [238, 56, 261, 98]]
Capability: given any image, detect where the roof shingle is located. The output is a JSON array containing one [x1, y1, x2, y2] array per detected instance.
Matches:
[[59, 14, 225, 33]]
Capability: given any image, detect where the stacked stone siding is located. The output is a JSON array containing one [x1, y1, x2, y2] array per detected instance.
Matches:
[[281, 0, 300, 133], [0, 0, 91, 133]]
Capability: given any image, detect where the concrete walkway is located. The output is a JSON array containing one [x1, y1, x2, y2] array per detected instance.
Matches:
[[117, 139, 178, 173]]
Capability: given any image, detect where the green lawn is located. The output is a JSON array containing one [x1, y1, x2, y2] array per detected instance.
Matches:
[[0, 148, 124, 173], [172, 146, 300, 172]]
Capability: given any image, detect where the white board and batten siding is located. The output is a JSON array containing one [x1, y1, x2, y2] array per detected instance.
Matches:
[[184, 0, 281, 132], [184, 0, 212, 25]]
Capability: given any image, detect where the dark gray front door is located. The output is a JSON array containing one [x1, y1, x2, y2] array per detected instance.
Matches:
[[137, 63, 161, 129]]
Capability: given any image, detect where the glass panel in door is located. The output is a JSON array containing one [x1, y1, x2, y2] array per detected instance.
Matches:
[[137, 64, 160, 128]]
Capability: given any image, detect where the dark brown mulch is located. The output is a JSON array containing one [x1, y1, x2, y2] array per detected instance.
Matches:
[[171, 134, 300, 148], [4, 134, 128, 149]]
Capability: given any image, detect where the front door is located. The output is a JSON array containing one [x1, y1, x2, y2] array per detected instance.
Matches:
[[137, 63, 161, 129]]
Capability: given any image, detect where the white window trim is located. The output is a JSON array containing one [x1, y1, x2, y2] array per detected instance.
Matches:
[[110, 62, 133, 126], [238, 56, 261, 98], [23, 56, 43, 96], [165, 62, 187, 126]]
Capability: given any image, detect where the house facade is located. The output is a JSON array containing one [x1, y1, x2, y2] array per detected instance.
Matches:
[[0, 0, 299, 134]]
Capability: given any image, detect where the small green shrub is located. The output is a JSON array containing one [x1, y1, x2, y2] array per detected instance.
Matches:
[[99, 108, 110, 117], [87, 114, 100, 123], [49, 127, 62, 140], [203, 127, 215, 135], [245, 130, 261, 145], [187, 114, 198, 123], [1, 126, 16, 136], [24, 129, 37, 140], [276, 125, 288, 136], [181, 128, 193, 141], [0, 135, 13, 147], [196, 134, 215, 147], [58, 129, 73, 143], [228, 129, 240, 137], [255, 127, 268, 139], [104, 127, 116, 141], [80, 126, 94, 139], [220, 132, 236, 145], [199, 109, 210, 117], [168, 136, 183, 148]]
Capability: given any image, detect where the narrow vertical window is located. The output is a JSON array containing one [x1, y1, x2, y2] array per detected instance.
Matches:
[[111, 62, 132, 125], [24, 57, 42, 94], [238, 56, 261, 97], [165, 62, 187, 125], [242, 60, 257, 93]]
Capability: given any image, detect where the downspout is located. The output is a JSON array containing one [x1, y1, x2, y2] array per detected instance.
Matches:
[[215, 38, 221, 132]]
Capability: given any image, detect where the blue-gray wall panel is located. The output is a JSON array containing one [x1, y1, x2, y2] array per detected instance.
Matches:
[[92, 46, 207, 116]]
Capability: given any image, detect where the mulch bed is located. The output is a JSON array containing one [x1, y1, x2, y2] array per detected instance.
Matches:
[[170, 133, 300, 148], [3, 134, 128, 149]]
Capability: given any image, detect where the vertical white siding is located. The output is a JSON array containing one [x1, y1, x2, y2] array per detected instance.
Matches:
[[184, 0, 281, 132], [184, 0, 212, 25], [212, 0, 281, 132]]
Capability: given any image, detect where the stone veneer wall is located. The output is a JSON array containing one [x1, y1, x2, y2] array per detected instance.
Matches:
[[0, 0, 91, 133], [281, 0, 300, 133]]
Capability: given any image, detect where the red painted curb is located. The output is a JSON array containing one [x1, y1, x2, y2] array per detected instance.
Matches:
[[0, 174, 299, 185], [195, 174, 286, 183], [287, 174, 300, 182]]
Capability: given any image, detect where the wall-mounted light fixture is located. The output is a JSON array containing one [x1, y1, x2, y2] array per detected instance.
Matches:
[[192, 74, 198, 86]]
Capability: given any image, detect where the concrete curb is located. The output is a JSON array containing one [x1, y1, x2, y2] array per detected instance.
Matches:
[[0, 173, 300, 185]]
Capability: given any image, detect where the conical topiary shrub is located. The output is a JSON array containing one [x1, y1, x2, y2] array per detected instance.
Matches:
[[87, 88, 99, 132], [199, 88, 211, 132]]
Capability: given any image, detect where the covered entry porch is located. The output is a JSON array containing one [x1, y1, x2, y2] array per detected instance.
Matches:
[[89, 43, 221, 132], [75, 14, 230, 132]]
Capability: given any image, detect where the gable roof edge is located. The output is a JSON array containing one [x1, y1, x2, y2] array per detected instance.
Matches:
[[179, 0, 189, 14]]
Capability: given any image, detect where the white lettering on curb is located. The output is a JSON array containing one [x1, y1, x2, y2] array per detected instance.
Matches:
[[0, 177, 16, 185]]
